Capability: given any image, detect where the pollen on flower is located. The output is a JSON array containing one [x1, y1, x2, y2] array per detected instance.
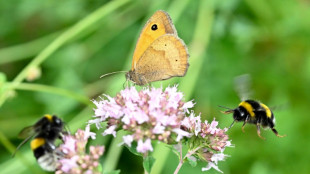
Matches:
[[88, 86, 195, 154]]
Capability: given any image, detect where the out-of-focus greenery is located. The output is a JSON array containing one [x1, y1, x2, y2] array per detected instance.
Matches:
[[0, 0, 309, 174]]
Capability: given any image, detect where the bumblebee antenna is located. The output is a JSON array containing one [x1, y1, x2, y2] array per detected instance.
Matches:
[[218, 105, 233, 110], [100, 71, 127, 78]]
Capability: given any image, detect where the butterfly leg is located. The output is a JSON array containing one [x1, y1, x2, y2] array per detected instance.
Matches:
[[140, 76, 149, 86], [271, 128, 286, 138]]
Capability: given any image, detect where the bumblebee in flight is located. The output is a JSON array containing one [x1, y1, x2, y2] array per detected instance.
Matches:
[[220, 74, 286, 139], [14, 114, 67, 171]]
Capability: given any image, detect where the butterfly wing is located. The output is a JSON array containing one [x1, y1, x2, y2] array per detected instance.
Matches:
[[132, 10, 177, 70], [133, 34, 189, 84]]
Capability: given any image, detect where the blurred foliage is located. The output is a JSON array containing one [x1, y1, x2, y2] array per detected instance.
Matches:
[[0, 0, 310, 174]]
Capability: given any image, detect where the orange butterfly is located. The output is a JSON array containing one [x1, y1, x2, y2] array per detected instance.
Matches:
[[126, 10, 189, 86]]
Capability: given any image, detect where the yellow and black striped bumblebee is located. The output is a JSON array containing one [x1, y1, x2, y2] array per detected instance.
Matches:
[[14, 114, 67, 171], [220, 74, 286, 139]]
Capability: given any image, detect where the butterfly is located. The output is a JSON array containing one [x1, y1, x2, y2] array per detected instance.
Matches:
[[126, 10, 189, 86]]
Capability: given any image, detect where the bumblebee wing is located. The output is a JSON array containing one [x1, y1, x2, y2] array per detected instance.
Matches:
[[18, 126, 35, 139], [234, 74, 253, 101], [62, 122, 71, 137], [12, 133, 36, 157]]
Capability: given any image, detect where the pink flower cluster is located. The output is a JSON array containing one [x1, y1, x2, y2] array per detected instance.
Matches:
[[89, 86, 194, 154], [182, 113, 232, 173], [56, 129, 104, 174], [88, 86, 232, 173]]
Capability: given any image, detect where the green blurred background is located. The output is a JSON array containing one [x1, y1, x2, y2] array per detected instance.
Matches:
[[0, 0, 309, 174]]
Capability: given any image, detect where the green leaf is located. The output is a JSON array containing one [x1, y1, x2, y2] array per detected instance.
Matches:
[[103, 170, 121, 174], [168, 143, 181, 160], [125, 142, 142, 157], [0, 73, 7, 85], [143, 156, 156, 173], [187, 156, 197, 167]]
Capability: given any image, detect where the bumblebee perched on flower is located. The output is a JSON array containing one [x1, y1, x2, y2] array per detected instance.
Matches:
[[14, 114, 67, 171], [220, 74, 286, 139]]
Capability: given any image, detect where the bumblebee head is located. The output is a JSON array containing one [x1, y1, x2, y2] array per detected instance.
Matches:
[[52, 115, 63, 128], [219, 106, 247, 122], [233, 107, 247, 121]]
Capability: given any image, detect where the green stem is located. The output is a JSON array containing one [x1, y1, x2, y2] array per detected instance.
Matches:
[[173, 146, 201, 174], [178, 0, 214, 98], [7, 82, 92, 106], [0, 32, 60, 64], [0, 131, 42, 174], [152, 1, 215, 174], [102, 131, 126, 173], [0, 0, 131, 107]]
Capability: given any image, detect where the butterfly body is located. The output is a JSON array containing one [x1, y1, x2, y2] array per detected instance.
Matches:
[[127, 10, 189, 85]]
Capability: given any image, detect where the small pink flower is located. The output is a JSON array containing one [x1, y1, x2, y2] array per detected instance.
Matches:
[[173, 128, 191, 142], [208, 119, 219, 134], [183, 100, 195, 113], [137, 139, 153, 153], [84, 125, 96, 140], [202, 162, 223, 173], [102, 125, 117, 137], [153, 123, 165, 134], [56, 130, 104, 174], [122, 135, 134, 147], [211, 153, 228, 164], [59, 156, 79, 173], [61, 136, 76, 154]]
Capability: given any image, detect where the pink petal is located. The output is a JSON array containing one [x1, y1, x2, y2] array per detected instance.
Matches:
[[202, 162, 223, 173], [122, 135, 134, 147], [136, 139, 153, 153], [102, 125, 117, 137]]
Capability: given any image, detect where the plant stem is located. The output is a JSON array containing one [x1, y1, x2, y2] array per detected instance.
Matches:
[[173, 146, 201, 174], [7, 82, 93, 106], [0, 0, 131, 107], [0, 32, 60, 65], [173, 143, 183, 174]]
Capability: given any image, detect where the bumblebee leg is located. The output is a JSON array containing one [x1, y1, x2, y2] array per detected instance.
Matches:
[[242, 116, 249, 133], [271, 128, 286, 138], [241, 121, 247, 133], [256, 123, 265, 140], [228, 120, 235, 129]]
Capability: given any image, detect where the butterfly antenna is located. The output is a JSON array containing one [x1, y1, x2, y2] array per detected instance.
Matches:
[[100, 71, 127, 78]]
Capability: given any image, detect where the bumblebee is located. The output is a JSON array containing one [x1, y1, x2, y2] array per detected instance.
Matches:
[[220, 74, 286, 139], [14, 114, 66, 171]]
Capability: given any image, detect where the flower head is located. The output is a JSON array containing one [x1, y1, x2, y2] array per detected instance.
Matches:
[[181, 113, 232, 173], [56, 130, 104, 174], [89, 86, 194, 154]]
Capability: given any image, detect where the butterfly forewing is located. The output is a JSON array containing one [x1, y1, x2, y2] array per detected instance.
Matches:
[[132, 10, 177, 70], [134, 34, 189, 83]]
